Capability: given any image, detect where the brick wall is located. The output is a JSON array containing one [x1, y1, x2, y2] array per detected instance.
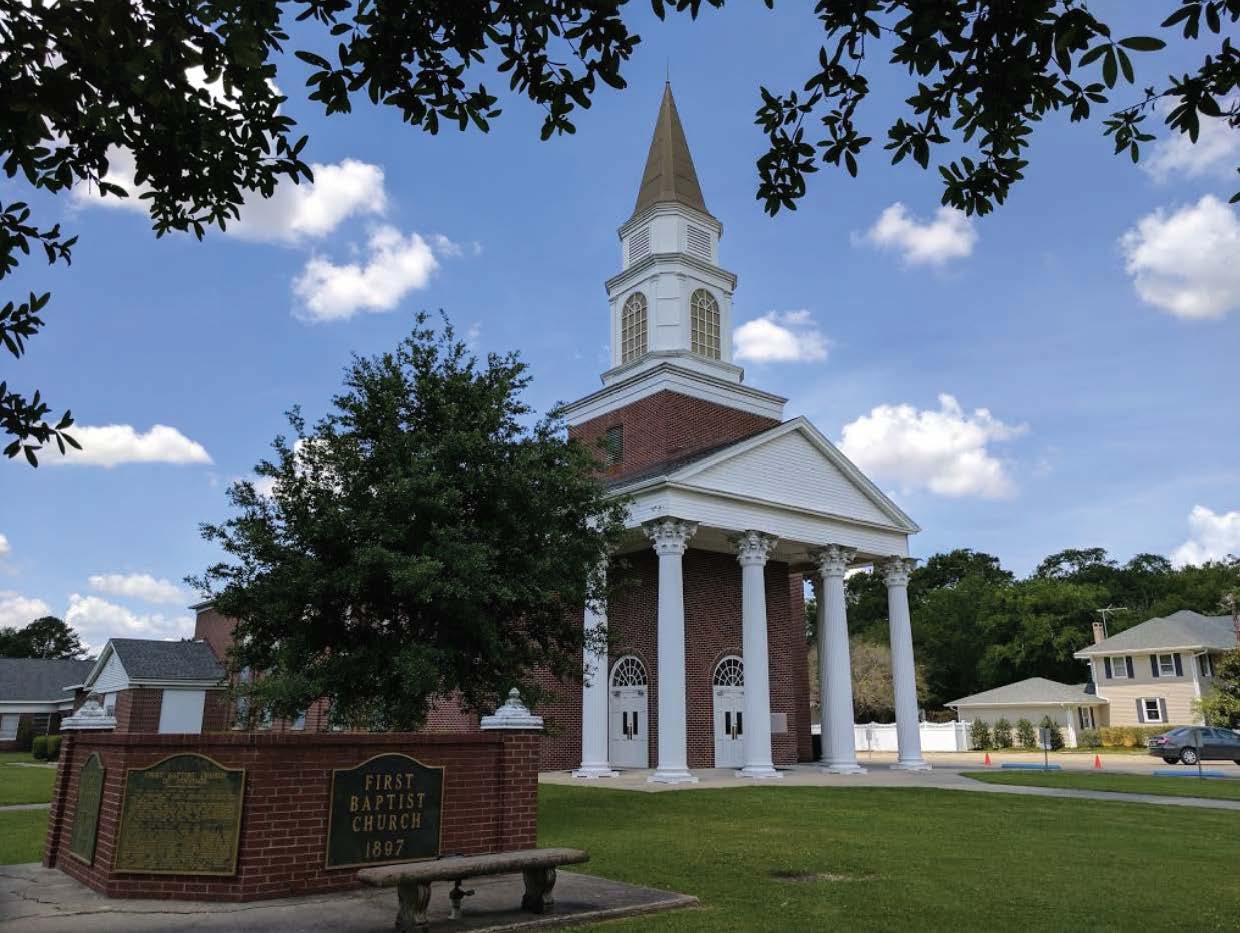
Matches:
[[569, 390, 779, 483], [45, 729, 541, 901], [194, 608, 237, 662], [534, 547, 811, 771], [113, 688, 163, 734]]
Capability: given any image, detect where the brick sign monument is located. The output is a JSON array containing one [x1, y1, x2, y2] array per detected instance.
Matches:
[[44, 693, 542, 901]]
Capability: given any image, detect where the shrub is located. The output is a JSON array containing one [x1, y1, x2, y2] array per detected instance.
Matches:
[[1078, 728, 1101, 748], [14, 716, 33, 753], [970, 719, 992, 750], [1039, 716, 1065, 750], [992, 717, 1013, 748], [31, 735, 48, 760], [46, 735, 62, 761], [1015, 718, 1036, 748]]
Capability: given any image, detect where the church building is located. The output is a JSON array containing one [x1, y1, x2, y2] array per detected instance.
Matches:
[[543, 84, 930, 781]]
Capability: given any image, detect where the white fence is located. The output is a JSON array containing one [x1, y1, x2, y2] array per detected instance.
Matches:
[[853, 721, 971, 753]]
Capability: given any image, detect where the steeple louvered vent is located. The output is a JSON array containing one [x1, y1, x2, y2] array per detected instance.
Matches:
[[686, 225, 711, 261], [627, 226, 651, 264]]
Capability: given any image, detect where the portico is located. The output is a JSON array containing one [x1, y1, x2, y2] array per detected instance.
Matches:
[[558, 83, 929, 781]]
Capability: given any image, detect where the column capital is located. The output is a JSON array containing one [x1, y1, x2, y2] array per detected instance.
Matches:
[[882, 556, 918, 588], [810, 544, 856, 579], [644, 517, 698, 557], [733, 530, 778, 567]]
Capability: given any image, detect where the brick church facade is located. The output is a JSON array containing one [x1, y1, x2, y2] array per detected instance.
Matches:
[[193, 84, 931, 780]]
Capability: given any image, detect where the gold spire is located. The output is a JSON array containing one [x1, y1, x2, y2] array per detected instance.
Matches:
[[632, 83, 710, 218]]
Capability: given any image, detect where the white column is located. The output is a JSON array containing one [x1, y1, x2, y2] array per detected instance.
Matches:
[[646, 518, 698, 784], [573, 561, 616, 778], [735, 530, 781, 779], [814, 545, 865, 773], [884, 557, 930, 771]]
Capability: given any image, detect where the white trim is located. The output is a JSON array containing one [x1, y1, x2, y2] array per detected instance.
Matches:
[[1156, 653, 1176, 677], [82, 641, 128, 692], [0, 701, 75, 713], [949, 698, 1108, 709], [1076, 642, 1225, 659], [1110, 656, 1129, 679], [1140, 697, 1164, 723]]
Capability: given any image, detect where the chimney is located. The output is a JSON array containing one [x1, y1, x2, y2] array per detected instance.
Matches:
[[1091, 621, 1107, 645]]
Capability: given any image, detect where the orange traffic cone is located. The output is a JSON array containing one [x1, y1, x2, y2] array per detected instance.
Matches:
[[1093, 754, 1102, 770], [983, 752, 992, 766]]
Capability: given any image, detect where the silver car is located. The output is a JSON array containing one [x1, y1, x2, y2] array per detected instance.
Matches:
[[1148, 726, 1240, 765]]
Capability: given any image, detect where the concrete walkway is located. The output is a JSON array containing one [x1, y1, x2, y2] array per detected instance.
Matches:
[[0, 803, 50, 812], [542, 761, 1240, 811]]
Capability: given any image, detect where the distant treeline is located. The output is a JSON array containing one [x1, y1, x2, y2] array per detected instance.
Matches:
[[815, 548, 1239, 712]]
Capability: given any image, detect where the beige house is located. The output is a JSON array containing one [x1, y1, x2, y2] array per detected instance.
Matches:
[[1074, 610, 1238, 728], [947, 677, 1107, 748]]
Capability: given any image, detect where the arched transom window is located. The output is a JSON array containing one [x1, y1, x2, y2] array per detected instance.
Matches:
[[713, 656, 744, 687], [690, 289, 721, 360], [611, 655, 648, 687], [620, 292, 648, 364]]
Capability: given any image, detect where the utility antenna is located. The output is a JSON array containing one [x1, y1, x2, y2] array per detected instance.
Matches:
[[1095, 605, 1127, 631]]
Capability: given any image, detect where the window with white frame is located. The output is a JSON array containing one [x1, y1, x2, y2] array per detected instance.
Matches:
[[1199, 654, 1214, 677], [291, 710, 307, 731], [1157, 653, 1176, 676], [619, 292, 648, 364], [689, 289, 721, 359], [1110, 657, 1128, 679], [1142, 698, 1163, 722], [0, 714, 18, 740], [1078, 707, 1094, 730]]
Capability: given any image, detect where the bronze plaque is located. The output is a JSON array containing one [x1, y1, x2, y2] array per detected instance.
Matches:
[[326, 753, 444, 869], [113, 754, 245, 875], [68, 753, 105, 865]]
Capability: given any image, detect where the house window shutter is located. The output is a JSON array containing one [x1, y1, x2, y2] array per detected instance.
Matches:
[[1150, 655, 1160, 678], [1104, 657, 1112, 679], [1159, 698, 1168, 723], [1125, 656, 1135, 679], [1135, 699, 1145, 723], [1173, 653, 1183, 677]]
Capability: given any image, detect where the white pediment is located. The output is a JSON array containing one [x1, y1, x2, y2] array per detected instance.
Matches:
[[669, 418, 917, 533]]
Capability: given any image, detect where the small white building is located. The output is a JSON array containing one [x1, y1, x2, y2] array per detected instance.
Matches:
[[947, 677, 1107, 748]]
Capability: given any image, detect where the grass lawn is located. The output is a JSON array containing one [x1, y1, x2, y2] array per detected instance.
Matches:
[[963, 769, 1240, 801], [539, 784, 1240, 931], [0, 759, 54, 806], [0, 809, 47, 865]]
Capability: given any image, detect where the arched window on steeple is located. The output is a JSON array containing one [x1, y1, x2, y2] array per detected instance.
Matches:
[[620, 292, 648, 364], [690, 288, 721, 360]]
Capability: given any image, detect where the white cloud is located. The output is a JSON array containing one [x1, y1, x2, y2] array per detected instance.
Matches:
[[293, 225, 440, 322], [1142, 97, 1240, 182], [73, 151, 387, 244], [0, 591, 52, 629], [0, 533, 9, 557], [734, 310, 830, 363], [860, 203, 977, 266], [88, 573, 186, 606], [839, 393, 1027, 500], [51, 424, 212, 468], [1119, 196, 1240, 320], [65, 594, 194, 652], [1172, 505, 1240, 567]]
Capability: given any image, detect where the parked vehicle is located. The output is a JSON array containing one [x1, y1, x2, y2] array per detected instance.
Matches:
[[1148, 726, 1240, 765]]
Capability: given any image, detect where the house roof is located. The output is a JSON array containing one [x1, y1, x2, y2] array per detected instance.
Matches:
[[1074, 610, 1238, 657], [947, 677, 1105, 708], [632, 83, 711, 219], [0, 658, 94, 703], [86, 638, 226, 688]]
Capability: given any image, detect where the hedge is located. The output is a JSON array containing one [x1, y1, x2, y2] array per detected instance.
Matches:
[[46, 734, 62, 761], [31, 735, 48, 760]]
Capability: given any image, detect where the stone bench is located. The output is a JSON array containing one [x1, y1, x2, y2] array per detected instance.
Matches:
[[357, 847, 589, 931]]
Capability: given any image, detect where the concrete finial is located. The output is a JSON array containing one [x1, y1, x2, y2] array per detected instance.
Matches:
[[480, 688, 544, 731]]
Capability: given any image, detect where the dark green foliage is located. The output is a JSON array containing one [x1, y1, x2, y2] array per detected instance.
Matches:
[[1200, 649, 1240, 728], [1039, 716, 1065, 750], [1016, 718, 1037, 748], [4, 3, 1237, 462], [1078, 728, 1102, 748], [970, 719, 992, 750], [992, 717, 1013, 749], [45, 735, 61, 762], [30, 736, 47, 760], [0, 616, 86, 659], [190, 317, 627, 731], [13, 717, 32, 753]]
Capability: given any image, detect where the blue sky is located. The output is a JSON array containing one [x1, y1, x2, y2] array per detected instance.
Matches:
[[2, 4, 1238, 649]]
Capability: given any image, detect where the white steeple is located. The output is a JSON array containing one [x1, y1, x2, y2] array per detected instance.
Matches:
[[602, 83, 742, 387]]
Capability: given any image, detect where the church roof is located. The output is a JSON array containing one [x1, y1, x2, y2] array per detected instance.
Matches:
[[633, 83, 710, 219]]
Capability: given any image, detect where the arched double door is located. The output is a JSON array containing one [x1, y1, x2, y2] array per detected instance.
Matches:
[[713, 656, 745, 768], [608, 656, 648, 769]]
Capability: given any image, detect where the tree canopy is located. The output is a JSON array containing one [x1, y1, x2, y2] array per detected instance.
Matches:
[[841, 547, 1240, 710], [3, 0, 1237, 461], [0, 615, 86, 659], [188, 316, 627, 730]]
